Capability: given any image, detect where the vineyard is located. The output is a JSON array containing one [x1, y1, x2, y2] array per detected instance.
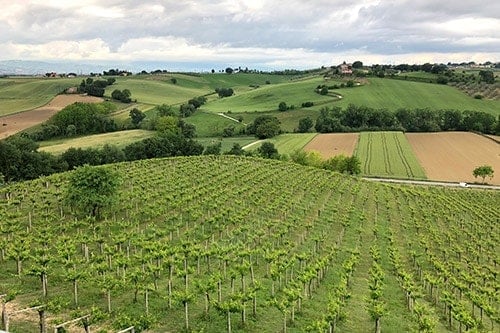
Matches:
[[0, 156, 498, 332], [356, 132, 427, 179]]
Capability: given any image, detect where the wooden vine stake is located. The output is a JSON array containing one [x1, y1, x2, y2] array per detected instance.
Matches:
[[53, 314, 90, 333]]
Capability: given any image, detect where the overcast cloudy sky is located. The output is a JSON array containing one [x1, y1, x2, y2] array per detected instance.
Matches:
[[1, 0, 499, 70]]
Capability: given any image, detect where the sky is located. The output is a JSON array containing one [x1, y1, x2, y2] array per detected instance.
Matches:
[[1, 0, 499, 71]]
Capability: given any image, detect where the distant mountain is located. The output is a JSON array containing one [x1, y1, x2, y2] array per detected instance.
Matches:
[[0, 60, 273, 75], [0, 60, 113, 75]]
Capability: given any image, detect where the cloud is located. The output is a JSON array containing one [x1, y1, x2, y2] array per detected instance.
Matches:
[[0, 0, 498, 68]]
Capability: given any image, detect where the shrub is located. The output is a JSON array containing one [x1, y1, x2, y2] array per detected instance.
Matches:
[[278, 101, 288, 111]]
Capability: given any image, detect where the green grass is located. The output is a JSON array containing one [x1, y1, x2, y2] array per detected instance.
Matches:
[[355, 131, 427, 179], [0, 77, 82, 115], [398, 71, 438, 79], [248, 133, 317, 155], [38, 129, 155, 154], [106, 76, 208, 106], [335, 78, 500, 114], [196, 136, 256, 152], [105, 73, 297, 107], [185, 111, 246, 137], [201, 76, 337, 113]]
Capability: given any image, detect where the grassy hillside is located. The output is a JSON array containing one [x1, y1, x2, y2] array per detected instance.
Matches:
[[106, 73, 297, 107], [0, 156, 497, 332], [107, 76, 208, 106], [38, 129, 155, 154], [202, 76, 337, 113], [0, 77, 82, 115], [247, 133, 317, 155], [335, 78, 500, 114]]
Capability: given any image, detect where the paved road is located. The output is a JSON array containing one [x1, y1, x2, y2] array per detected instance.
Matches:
[[363, 177, 500, 190]]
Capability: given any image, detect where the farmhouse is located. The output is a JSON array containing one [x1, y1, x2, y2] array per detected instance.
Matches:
[[339, 62, 353, 75]]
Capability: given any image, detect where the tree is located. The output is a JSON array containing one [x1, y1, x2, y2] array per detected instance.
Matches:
[[171, 78, 177, 84], [216, 88, 234, 98], [222, 125, 235, 137], [226, 143, 245, 155], [65, 165, 121, 219], [155, 104, 176, 117], [225, 67, 234, 74], [129, 108, 146, 127], [155, 116, 179, 134], [179, 103, 196, 117], [278, 102, 288, 111], [66, 124, 77, 137], [352, 61, 363, 69], [257, 142, 279, 159], [472, 165, 494, 184], [478, 70, 494, 84], [297, 117, 313, 133], [111, 89, 132, 103], [204, 142, 222, 155], [247, 116, 281, 139]]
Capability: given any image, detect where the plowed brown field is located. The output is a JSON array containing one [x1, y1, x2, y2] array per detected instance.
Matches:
[[0, 94, 103, 139], [407, 132, 500, 185], [304, 133, 359, 158]]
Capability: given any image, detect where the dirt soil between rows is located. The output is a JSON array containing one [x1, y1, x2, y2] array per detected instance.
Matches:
[[0, 94, 103, 139], [407, 132, 500, 185], [304, 133, 359, 158]]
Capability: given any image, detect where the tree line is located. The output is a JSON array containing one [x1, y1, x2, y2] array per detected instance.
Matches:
[[78, 77, 116, 97], [27, 103, 118, 141], [315, 105, 499, 134], [0, 132, 204, 182]]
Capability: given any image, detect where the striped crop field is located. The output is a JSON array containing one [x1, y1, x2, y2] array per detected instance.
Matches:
[[356, 131, 427, 179]]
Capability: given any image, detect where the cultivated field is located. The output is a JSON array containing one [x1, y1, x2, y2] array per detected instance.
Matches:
[[38, 129, 155, 154], [0, 94, 103, 139], [407, 132, 500, 185], [0, 77, 82, 115], [259, 133, 317, 155], [203, 77, 336, 113], [304, 133, 359, 158], [356, 131, 427, 179], [335, 78, 500, 114], [0, 156, 498, 332]]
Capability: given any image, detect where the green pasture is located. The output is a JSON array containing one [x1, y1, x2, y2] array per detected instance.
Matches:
[[397, 71, 438, 79], [0, 77, 81, 115], [247, 133, 317, 155], [105, 73, 297, 107], [197, 72, 295, 88], [201, 76, 337, 113], [106, 76, 207, 106], [335, 78, 500, 114], [38, 129, 155, 154], [196, 136, 256, 152], [185, 111, 246, 137], [355, 131, 427, 179]]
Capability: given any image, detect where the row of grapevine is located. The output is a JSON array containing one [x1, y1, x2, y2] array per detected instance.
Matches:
[[0, 155, 498, 332]]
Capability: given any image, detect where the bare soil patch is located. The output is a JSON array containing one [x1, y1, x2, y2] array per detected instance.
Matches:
[[304, 133, 359, 158], [406, 132, 500, 185], [0, 94, 103, 139]]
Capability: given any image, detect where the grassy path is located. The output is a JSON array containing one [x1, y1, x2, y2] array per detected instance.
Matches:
[[337, 187, 375, 332]]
